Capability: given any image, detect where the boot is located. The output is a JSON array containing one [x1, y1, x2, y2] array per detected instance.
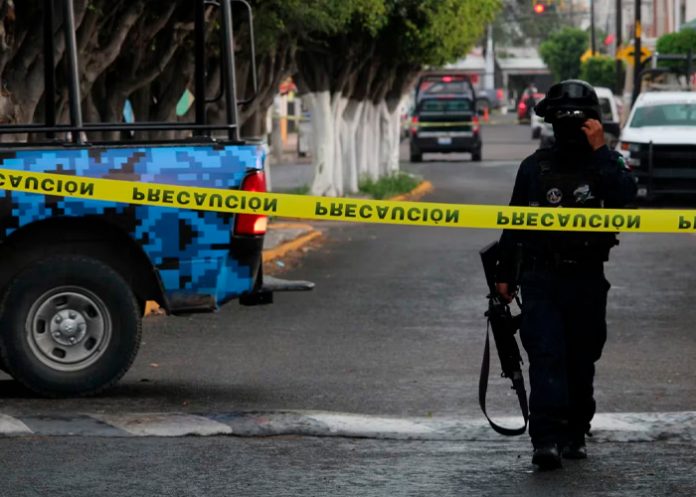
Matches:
[[562, 439, 587, 459], [532, 443, 562, 470]]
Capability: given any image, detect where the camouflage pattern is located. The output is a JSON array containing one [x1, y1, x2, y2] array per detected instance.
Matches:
[[0, 144, 265, 306]]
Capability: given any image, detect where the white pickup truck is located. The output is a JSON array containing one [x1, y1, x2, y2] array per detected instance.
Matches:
[[618, 91, 696, 200]]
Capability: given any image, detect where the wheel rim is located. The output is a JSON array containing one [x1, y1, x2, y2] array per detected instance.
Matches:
[[26, 286, 112, 372]]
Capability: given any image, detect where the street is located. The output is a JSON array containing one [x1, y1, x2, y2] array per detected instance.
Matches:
[[2, 123, 696, 496]]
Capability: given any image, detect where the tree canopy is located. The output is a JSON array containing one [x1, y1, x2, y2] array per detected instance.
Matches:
[[0, 0, 500, 138], [295, 0, 501, 102], [580, 55, 621, 89], [656, 28, 696, 56], [539, 27, 588, 82]]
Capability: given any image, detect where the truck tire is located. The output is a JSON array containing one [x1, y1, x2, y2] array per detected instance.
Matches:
[[410, 152, 423, 163], [471, 148, 482, 162], [0, 255, 142, 397]]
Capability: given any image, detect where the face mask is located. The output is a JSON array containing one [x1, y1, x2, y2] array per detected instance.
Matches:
[[552, 117, 589, 149]]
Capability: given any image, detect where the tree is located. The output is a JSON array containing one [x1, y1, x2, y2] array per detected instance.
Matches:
[[656, 28, 696, 55], [655, 28, 696, 72], [539, 27, 588, 82], [295, 0, 501, 197], [580, 55, 621, 88]]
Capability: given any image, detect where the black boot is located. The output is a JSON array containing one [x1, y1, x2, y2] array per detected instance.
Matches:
[[562, 439, 587, 459], [532, 444, 562, 470]]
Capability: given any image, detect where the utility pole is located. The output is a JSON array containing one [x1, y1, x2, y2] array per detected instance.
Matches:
[[616, 0, 622, 93], [484, 24, 495, 90], [632, 0, 642, 106], [590, 0, 596, 55]]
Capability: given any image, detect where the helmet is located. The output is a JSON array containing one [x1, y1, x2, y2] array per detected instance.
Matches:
[[534, 80, 602, 123]]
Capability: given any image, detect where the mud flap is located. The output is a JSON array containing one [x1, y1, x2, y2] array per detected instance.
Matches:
[[239, 276, 314, 306]]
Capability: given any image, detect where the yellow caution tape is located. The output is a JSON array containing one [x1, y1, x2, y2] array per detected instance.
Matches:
[[1, 167, 695, 234]]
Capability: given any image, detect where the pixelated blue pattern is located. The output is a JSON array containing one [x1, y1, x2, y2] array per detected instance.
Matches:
[[0, 144, 265, 305]]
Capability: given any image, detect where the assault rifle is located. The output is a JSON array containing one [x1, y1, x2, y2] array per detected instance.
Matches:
[[479, 241, 529, 436]]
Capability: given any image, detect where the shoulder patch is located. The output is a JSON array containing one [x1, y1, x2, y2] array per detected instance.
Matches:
[[616, 155, 630, 170]]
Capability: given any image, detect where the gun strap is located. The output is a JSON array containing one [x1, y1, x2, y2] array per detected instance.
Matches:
[[478, 320, 529, 436]]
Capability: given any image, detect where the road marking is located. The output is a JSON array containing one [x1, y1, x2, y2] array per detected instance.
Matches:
[[90, 413, 233, 437], [0, 413, 32, 435], [1, 410, 694, 441]]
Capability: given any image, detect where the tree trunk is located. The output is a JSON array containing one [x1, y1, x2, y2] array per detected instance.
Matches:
[[305, 91, 336, 197], [365, 101, 381, 181], [383, 96, 403, 174], [340, 99, 363, 194], [377, 100, 391, 177]]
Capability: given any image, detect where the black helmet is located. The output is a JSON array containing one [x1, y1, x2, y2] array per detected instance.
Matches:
[[534, 80, 602, 123]]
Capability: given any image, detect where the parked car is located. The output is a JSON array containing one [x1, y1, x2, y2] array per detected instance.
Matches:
[[517, 90, 544, 123], [531, 110, 544, 139], [619, 91, 696, 200], [476, 88, 505, 111]]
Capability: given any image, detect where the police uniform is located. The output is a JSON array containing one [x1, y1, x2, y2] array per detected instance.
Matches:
[[496, 81, 637, 468]]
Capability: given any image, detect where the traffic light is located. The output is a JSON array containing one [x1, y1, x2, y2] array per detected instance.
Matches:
[[532, 1, 556, 14]]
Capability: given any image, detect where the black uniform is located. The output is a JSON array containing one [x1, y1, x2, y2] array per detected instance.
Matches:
[[497, 143, 636, 451]]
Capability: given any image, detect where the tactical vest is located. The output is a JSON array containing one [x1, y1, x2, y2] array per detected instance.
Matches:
[[526, 148, 617, 261]]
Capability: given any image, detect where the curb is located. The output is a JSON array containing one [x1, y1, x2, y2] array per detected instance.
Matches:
[[144, 180, 434, 316], [262, 222, 322, 264], [1, 410, 694, 440], [389, 180, 434, 202]]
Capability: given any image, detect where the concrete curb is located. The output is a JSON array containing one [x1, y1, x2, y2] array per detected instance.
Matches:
[[1, 410, 694, 441], [262, 222, 322, 264], [389, 180, 434, 202]]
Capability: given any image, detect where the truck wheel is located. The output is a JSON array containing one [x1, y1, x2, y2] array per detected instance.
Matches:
[[410, 152, 423, 163], [0, 255, 141, 397], [471, 148, 482, 161]]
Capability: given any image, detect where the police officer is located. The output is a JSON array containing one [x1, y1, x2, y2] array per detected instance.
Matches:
[[495, 80, 636, 470]]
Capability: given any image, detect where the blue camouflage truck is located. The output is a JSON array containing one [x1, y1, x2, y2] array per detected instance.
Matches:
[[0, 0, 309, 396]]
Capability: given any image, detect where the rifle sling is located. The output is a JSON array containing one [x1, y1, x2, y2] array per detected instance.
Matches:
[[478, 320, 529, 436]]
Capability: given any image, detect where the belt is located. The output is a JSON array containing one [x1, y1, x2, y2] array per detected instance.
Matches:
[[524, 256, 604, 272]]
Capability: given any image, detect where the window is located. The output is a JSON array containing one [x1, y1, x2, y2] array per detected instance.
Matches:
[[630, 103, 696, 127], [420, 99, 472, 113], [599, 98, 614, 122]]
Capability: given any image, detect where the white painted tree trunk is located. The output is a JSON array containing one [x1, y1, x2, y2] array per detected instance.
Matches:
[[330, 93, 348, 197], [377, 100, 391, 177], [340, 99, 364, 194], [364, 102, 381, 181], [355, 102, 372, 181], [305, 91, 337, 197], [386, 98, 403, 174], [306, 91, 350, 197]]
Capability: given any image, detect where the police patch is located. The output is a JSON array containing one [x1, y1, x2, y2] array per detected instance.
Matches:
[[573, 184, 595, 204], [546, 188, 563, 205]]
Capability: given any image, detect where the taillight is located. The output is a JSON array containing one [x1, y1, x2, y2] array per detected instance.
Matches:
[[411, 116, 419, 134], [235, 171, 268, 235], [472, 115, 481, 134]]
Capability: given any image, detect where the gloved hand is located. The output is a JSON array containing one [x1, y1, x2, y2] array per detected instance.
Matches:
[[495, 282, 516, 303], [581, 119, 606, 151]]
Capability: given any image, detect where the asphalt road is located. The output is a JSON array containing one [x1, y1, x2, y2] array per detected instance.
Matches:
[[2, 122, 695, 496], [2, 437, 695, 497]]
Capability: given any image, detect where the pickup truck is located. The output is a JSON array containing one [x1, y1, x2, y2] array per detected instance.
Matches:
[[619, 91, 696, 200], [0, 0, 310, 397], [408, 74, 482, 162]]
